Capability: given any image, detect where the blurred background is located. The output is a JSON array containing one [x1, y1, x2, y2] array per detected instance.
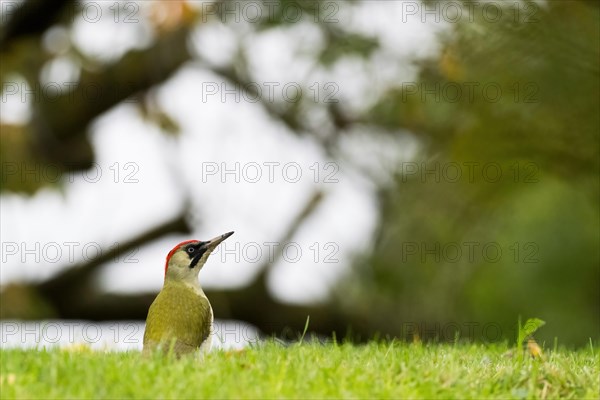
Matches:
[[0, 0, 598, 348]]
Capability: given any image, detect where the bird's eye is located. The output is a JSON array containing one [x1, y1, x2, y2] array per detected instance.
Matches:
[[187, 247, 195, 253]]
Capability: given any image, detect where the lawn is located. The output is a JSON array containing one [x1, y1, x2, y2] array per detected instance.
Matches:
[[1, 341, 597, 399]]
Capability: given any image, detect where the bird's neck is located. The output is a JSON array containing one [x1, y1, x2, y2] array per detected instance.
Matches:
[[164, 276, 206, 297]]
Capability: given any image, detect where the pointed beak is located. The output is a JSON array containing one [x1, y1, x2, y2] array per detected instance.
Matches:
[[206, 231, 234, 250]]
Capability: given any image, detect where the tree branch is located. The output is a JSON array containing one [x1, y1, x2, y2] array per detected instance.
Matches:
[[36, 212, 192, 317]]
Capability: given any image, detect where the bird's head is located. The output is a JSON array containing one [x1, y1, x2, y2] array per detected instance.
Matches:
[[164, 231, 234, 282]]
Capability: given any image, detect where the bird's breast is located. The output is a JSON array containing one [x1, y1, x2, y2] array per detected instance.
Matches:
[[143, 282, 213, 353]]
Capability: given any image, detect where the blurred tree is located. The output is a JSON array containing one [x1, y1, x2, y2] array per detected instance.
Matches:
[[0, 0, 378, 338], [1, 0, 598, 345]]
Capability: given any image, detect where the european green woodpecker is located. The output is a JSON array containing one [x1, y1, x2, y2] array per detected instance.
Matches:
[[143, 231, 234, 356]]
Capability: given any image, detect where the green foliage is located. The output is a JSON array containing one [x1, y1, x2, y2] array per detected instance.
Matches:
[[1, 342, 597, 399], [371, 1, 599, 185], [341, 0, 600, 346]]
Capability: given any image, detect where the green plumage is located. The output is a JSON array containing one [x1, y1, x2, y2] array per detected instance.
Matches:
[[143, 281, 212, 356]]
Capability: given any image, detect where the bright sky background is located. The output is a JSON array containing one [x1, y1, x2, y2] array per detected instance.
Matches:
[[1, 0, 447, 304]]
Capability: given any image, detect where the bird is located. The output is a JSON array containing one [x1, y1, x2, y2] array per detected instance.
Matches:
[[143, 231, 234, 357]]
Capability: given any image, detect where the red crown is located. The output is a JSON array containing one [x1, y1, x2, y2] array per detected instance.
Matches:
[[165, 240, 198, 276]]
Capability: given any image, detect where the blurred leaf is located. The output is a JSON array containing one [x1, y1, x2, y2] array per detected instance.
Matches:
[[318, 30, 379, 66], [517, 317, 546, 348]]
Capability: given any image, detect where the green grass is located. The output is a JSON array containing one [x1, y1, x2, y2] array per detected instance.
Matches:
[[1, 341, 598, 399]]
